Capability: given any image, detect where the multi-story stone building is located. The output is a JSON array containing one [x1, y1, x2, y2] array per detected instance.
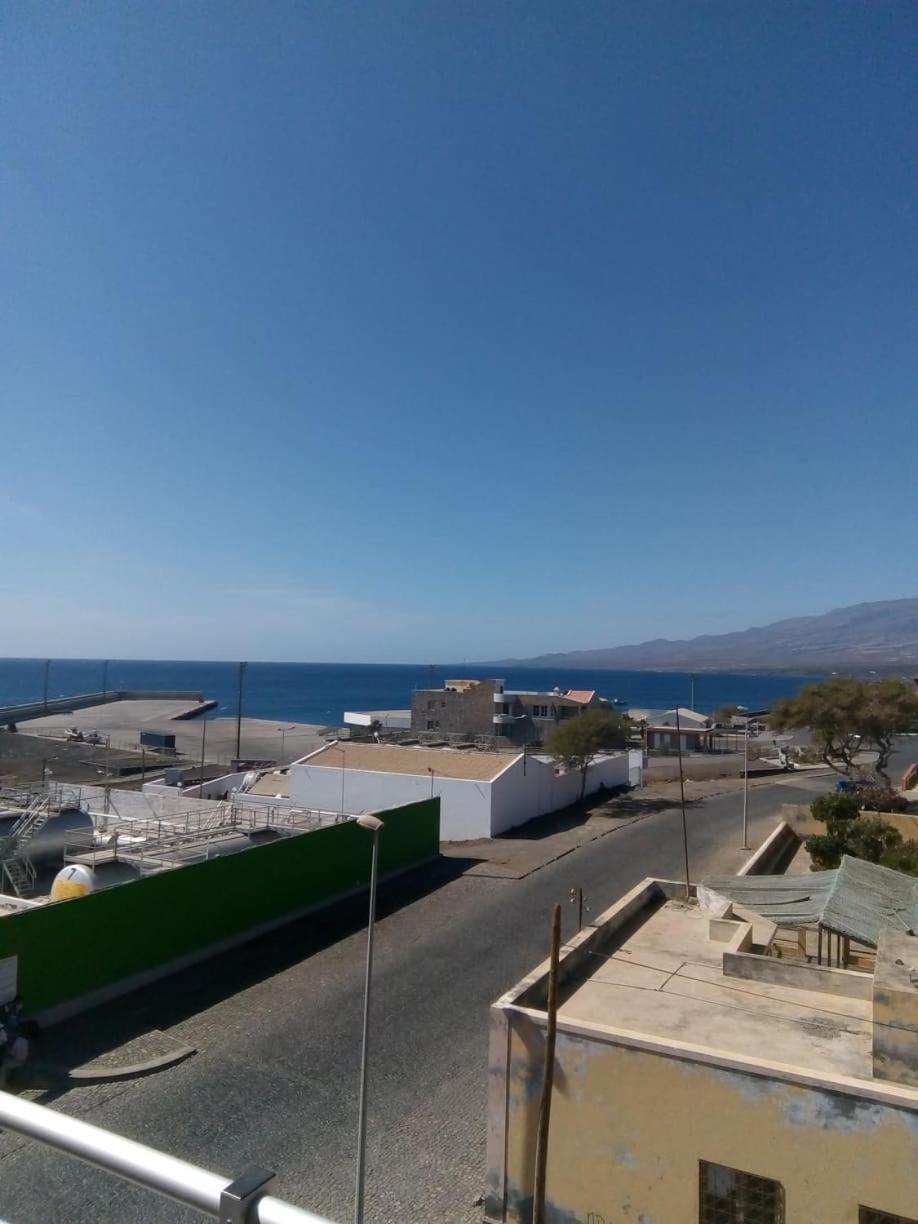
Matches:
[[410, 677, 612, 745]]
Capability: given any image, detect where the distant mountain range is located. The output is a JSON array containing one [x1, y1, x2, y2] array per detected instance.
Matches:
[[492, 599, 918, 674]]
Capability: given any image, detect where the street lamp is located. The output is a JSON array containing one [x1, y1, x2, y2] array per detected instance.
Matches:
[[354, 813, 384, 1224], [742, 718, 750, 849], [277, 724, 295, 764]]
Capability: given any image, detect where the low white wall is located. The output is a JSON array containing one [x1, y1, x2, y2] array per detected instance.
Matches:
[[288, 763, 493, 840], [189, 771, 252, 800], [489, 752, 632, 837], [628, 748, 643, 787]]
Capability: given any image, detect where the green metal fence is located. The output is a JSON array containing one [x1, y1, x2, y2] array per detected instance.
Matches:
[[0, 798, 439, 1015]]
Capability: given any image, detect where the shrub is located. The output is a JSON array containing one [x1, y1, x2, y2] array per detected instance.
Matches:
[[851, 783, 909, 813], [810, 792, 861, 827]]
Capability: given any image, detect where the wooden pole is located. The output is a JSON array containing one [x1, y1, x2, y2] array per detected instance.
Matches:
[[533, 904, 561, 1224], [675, 708, 691, 899]]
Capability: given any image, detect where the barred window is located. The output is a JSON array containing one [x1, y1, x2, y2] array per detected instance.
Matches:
[[860, 1210, 918, 1224], [699, 1161, 784, 1224]]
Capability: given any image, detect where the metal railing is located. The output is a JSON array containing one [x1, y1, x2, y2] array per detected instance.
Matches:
[[0, 1090, 334, 1223]]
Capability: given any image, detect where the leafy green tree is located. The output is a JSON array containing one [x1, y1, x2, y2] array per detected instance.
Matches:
[[804, 792, 917, 876], [545, 709, 629, 799], [884, 838, 918, 875], [770, 677, 918, 783]]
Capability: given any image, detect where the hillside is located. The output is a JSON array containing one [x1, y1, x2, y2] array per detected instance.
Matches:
[[495, 599, 918, 673]]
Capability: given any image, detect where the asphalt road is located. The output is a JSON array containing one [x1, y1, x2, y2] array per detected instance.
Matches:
[[0, 773, 833, 1223]]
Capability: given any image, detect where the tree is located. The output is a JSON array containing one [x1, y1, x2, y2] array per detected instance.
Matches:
[[714, 704, 742, 725], [769, 677, 918, 783], [803, 792, 918, 876], [545, 709, 629, 799]]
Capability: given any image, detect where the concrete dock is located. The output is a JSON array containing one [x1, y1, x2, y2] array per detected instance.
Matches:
[[22, 701, 327, 769]]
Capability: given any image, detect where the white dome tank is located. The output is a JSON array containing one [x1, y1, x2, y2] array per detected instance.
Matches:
[[50, 864, 95, 902]]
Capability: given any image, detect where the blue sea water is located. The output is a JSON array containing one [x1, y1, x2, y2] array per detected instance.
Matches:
[[0, 658, 820, 725]]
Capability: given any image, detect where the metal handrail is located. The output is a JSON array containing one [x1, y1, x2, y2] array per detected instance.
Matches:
[[0, 1091, 334, 1223]]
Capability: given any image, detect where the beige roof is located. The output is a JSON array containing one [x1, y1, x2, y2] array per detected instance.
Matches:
[[300, 742, 515, 782], [248, 771, 291, 797]]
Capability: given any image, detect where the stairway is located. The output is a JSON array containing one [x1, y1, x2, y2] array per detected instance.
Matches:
[[2, 855, 35, 898], [9, 796, 53, 850], [0, 797, 51, 897]]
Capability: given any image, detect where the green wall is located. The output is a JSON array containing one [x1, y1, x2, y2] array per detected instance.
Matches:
[[0, 798, 439, 1014]]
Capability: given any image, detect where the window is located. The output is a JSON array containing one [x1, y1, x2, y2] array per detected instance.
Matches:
[[860, 1211, 918, 1224], [427, 719, 439, 730], [699, 1161, 784, 1224], [531, 704, 549, 718]]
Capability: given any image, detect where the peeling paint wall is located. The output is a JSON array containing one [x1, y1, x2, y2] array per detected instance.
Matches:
[[489, 1018, 918, 1223]]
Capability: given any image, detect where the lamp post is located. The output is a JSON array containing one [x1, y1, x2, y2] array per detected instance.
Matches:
[[354, 813, 384, 1224], [277, 724, 294, 764], [200, 717, 208, 795], [742, 718, 750, 849]]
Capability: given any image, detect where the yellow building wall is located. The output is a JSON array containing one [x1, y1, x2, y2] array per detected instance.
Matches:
[[499, 1017, 918, 1223]]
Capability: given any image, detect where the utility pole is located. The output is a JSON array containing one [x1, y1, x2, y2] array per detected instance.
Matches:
[[354, 814, 385, 1224], [200, 716, 208, 795], [533, 904, 561, 1224], [234, 662, 246, 765], [690, 674, 695, 712], [742, 718, 750, 849], [675, 708, 691, 900]]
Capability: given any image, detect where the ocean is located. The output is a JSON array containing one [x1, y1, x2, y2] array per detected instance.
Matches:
[[0, 658, 820, 726]]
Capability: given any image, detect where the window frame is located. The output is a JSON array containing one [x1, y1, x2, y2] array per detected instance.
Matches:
[[698, 1159, 785, 1224], [860, 1209, 918, 1224]]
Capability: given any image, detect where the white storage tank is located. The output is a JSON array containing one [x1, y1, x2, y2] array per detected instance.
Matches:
[[0, 806, 94, 866], [50, 863, 95, 901]]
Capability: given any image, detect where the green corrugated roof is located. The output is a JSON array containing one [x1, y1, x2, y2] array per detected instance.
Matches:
[[701, 855, 918, 948]]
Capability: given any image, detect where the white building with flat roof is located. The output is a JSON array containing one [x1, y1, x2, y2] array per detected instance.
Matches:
[[288, 742, 641, 840]]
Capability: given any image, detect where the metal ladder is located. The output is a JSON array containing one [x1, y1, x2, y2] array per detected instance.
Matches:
[[2, 855, 36, 898], [10, 796, 53, 850], [0, 796, 52, 897]]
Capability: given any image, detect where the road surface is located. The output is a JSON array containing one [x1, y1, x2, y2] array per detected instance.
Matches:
[[0, 773, 832, 1223]]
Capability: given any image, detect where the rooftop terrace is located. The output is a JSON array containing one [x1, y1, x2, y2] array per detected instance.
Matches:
[[558, 893, 874, 1080], [499, 874, 918, 1100]]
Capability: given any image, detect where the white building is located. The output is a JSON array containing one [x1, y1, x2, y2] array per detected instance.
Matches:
[[286, 742, 642, 841], [343, 709, 411, 731]]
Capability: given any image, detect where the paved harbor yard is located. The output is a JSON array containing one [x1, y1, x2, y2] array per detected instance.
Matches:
[[21, 700, 327, 768]]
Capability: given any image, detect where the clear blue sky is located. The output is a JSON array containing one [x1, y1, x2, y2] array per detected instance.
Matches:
[[2, 2, 916, 662]]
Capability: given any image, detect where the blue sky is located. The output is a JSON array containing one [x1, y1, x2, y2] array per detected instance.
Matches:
[[2, 1, 916, 663]]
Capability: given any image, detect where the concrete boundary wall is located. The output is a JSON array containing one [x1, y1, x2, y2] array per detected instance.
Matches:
[[0, 690, 207, 724], [782, 802, 918, 841], [0, 798, 439, 1020], [723, 949, 873, 1000], [738, 820, 800, 876]]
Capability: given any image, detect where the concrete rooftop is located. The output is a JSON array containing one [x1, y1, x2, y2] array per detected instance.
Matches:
[[298, 742, 515, 781], [558, 895, 877, 1083], [248, 771, 292, 797]]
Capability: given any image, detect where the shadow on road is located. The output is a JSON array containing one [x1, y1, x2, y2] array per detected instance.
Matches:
[[13, 853, 477, 1099], [498, 787, 700, 842]]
